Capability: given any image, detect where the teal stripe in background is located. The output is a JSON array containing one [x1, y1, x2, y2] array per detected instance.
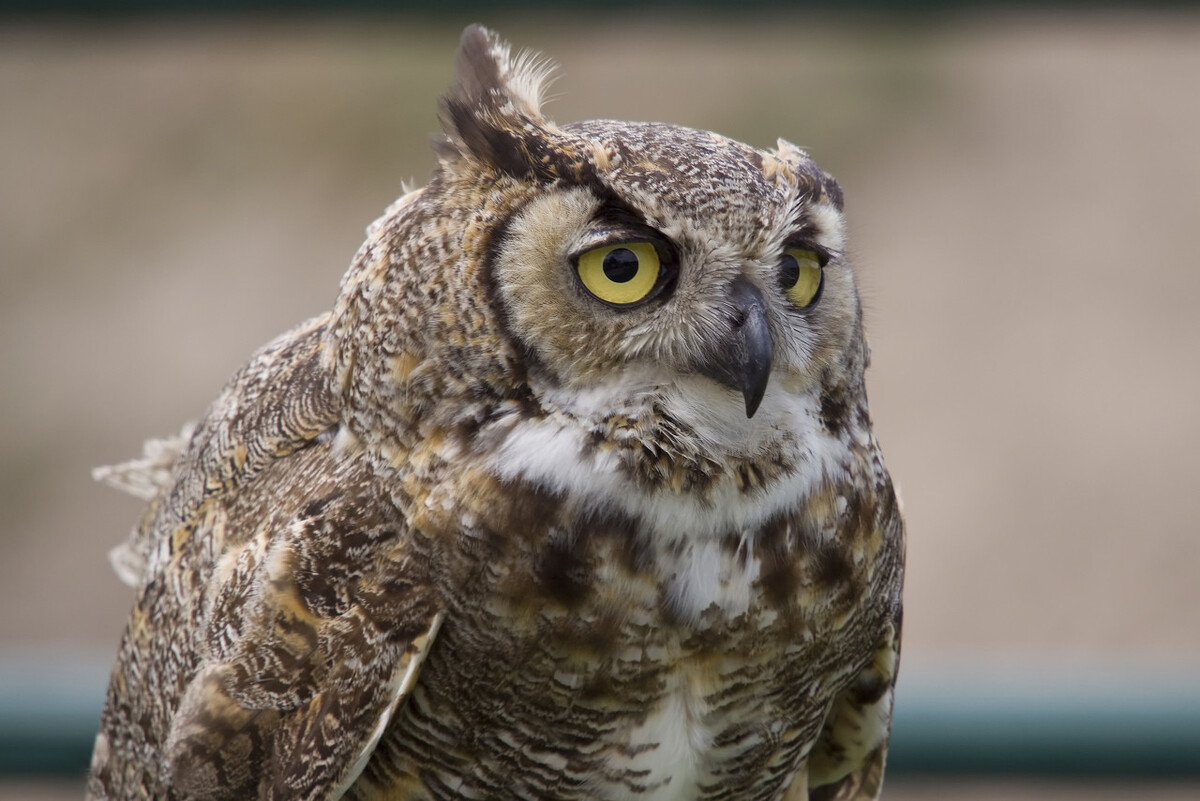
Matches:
[[3, 651, 1198, 778]]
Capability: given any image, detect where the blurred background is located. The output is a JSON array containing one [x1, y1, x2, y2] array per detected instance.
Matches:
[[2, 2, 1199, 799]]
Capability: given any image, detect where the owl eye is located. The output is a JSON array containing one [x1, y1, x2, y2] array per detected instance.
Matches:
[[574, 242, 663, 307], [778, 248, 824, 309]]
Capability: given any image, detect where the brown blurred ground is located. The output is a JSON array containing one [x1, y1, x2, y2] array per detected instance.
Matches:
[[1, 9, 1199, 799]]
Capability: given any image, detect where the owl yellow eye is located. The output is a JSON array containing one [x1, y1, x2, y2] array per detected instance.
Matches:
[[575, 242, 663, 307], [779, 248, 824, 308]]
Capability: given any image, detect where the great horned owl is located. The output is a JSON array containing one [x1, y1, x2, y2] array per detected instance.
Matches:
[[89, 25, 904, 801]]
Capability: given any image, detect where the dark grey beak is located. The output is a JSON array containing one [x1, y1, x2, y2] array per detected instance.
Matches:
[[697, 277, 773, 418]]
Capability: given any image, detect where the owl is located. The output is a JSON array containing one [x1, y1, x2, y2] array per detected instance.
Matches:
[[88, 24, 904, 801]]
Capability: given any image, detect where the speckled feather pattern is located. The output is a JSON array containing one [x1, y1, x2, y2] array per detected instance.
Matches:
[[89, 25, 904, 801]]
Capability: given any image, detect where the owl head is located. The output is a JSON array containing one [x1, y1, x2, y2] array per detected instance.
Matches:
[[328, 25, 868, 476]]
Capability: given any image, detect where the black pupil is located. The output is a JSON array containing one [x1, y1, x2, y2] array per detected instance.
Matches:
[[779, 254, 800, 289], [602, 248, 641, 283]]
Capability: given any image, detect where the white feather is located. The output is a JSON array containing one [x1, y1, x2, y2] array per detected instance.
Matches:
[[487, 372, 847, 544], [502, 48, 557, 119], [617, 669, 709, 801]]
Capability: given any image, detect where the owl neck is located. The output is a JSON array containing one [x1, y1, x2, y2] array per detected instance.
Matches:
[[338, 336, 867, 543], [475, 372, 866, 543], [337, 363, 872, 626]]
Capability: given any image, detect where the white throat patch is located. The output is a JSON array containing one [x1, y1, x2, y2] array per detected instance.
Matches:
[[485, 370, 848, 542]]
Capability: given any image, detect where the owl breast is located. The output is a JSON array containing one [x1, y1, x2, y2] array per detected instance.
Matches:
[[356, 517, 883, 801], [352, 386, 897, 800]]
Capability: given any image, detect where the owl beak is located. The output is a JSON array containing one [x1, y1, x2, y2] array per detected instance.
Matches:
[[699, 277, 773, 418]]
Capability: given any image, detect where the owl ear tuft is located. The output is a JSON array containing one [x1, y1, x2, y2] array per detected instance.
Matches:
[[451, 25, 552, 120], [437, 25, 558, 176], [774, 138, 845, 212]]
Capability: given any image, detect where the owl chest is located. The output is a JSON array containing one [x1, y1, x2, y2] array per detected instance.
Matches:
[[362, 528, 862, 801]]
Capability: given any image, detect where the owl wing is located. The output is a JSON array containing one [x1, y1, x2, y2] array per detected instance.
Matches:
[[806, 616, 902, 801], [89, 315, 444, 801]]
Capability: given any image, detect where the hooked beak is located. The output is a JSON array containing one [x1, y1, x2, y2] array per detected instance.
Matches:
[[697, 277, 773, 418]]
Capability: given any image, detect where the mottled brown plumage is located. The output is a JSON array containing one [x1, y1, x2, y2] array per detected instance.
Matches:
[[89, 25, 904, 801]]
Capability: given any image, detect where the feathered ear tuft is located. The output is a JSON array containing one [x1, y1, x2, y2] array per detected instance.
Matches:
[[437, 25, 559, 176], [774, 138, 844, 212], [452, 24, 553, 120]]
